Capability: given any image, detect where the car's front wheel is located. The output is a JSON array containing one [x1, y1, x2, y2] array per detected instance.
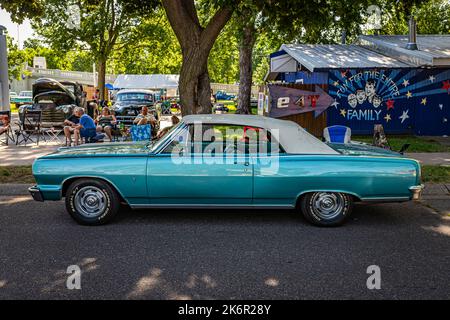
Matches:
[[65, 179, 120, 226], [300, 192, 353, 227]]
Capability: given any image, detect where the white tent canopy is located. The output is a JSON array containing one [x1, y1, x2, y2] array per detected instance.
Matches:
[[113, 74, 179, 89]]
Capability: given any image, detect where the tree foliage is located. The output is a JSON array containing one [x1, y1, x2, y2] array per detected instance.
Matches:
[[0, 0, 43, 22], [377, 0, 450, 34], [3, 0, 449, 109], [108, 8, 182, 75], [30, 0, 157, 99], [160, 0, 236, 115], [6, 35, 30, 81]]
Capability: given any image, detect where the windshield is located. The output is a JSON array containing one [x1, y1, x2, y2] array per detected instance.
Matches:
[[150, 122, 184, 152], [117, 93, 153, 102]]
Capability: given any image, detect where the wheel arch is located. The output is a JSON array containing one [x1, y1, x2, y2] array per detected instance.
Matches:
[[61, 176, 128, 204], [295, 190, 362, 208]]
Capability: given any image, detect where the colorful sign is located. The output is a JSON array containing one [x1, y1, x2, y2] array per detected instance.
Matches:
[[268, 85, 333, 118]]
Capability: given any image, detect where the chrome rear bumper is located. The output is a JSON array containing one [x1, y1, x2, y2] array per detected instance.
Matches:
[[28, 186, 44, 202], [409, 184, 424, 200]]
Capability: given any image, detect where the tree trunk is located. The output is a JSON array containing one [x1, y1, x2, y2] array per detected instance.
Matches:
[[178, 47, 212, 116], [97, 57, 107, 102], [237, 21, 256, 114], [162, 0, 233, 115]]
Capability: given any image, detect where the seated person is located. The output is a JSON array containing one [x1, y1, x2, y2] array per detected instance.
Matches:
[[156, 115, 180, 140], [134, 106, 157, 127], [96, 107, 116, 141], [0, 114, 9, 131], [73, 107, 97, 145], [63, 110, 80, 146]]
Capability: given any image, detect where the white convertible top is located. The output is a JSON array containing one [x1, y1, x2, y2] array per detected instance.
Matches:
[[182, 114, 338, 154]]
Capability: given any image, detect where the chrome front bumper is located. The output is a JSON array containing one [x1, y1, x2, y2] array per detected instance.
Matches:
[[409, 184, 424, 200], [28, 186, 44, 202]]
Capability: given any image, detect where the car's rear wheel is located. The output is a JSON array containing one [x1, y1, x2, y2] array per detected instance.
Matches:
[[300, 192, 353, 227], [65, 179, 120, 226]]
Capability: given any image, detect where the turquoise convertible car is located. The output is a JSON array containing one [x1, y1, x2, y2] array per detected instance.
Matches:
[[29, 114, 423, 226]]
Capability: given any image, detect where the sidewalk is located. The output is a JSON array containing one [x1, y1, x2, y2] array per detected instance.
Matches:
[[0, 115, 175, 166], [422, 136, 450, 147], [421, 183, 450, 216], [406, 153, 450, 166], [0, 144, 59, 166]]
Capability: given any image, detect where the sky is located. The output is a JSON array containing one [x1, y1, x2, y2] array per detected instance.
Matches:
[[0, 9, 34, 48]]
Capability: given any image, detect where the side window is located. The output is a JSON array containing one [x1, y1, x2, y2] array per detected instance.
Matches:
[[192, 124, 284, 155], [159, 123, 285, 155]]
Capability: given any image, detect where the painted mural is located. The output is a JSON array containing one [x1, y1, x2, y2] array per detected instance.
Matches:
[[327, 69, 450, 135]]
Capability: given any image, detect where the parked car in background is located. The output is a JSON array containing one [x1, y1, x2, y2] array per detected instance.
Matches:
[[215, 90, 236, 101], [111, 89, 156, 117], [9, 91, 18, 102], [213, 103, 229, 114], [29, 114, 423, 227], [12, 91, 33, 106]]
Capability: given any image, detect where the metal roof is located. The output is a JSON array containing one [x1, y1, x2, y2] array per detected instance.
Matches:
[[113, 74, 179, 89], [359, 35, 450, 67], [182, 114, 338, 154], [280, 43, 413, 72]]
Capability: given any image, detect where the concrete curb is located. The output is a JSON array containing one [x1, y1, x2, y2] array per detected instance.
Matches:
[[0, 184, 33, 196]]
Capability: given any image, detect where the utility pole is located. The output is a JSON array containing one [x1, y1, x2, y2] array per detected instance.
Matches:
[[17, 24, 20, 49], [0, 25, 10, 112]]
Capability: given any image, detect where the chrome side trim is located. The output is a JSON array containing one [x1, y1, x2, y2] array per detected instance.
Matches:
[[129, 204, 295, 209], [360, 197, 410, 203]]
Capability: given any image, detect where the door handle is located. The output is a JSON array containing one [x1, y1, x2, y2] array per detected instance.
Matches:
[[233, 161, 250, 166]]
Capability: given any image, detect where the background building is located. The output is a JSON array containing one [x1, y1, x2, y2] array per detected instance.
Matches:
[[266, 35, 450, 136]]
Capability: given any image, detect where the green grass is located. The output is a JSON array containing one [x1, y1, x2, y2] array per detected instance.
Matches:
[[421, 165, 450, 183], [0, 166, 35, 184], [352, 135, 450, 153]]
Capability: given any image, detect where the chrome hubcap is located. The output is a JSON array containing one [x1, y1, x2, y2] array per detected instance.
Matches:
[[74, 186, 107, 218], [311, 192, 345, 220]]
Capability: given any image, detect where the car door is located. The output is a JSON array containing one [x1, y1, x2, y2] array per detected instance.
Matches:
[[147, 123, 253, 206], [250, 128, 296, 207]]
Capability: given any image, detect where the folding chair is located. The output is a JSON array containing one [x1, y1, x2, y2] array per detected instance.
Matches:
[[0, 111, 15, 146], [15, 109, 42, 146], [161, 101, 172, 115], [130, 124, 151, 142], [40, 108, 65, 145], [323, 125, 351, 144]]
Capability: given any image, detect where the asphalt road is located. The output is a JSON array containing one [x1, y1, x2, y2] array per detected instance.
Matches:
[[0, 195, 449, 300]]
